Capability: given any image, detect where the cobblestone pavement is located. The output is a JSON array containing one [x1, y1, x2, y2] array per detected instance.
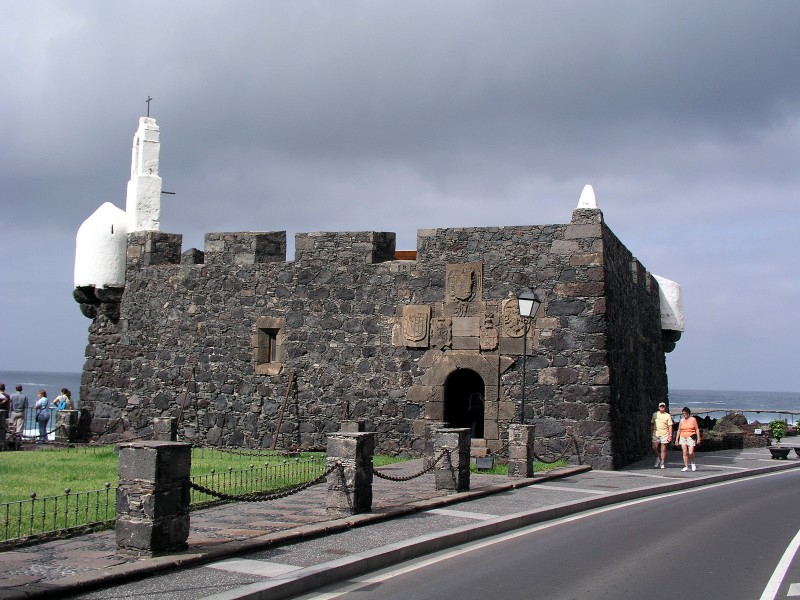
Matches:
[[1, 447, 799, 600]]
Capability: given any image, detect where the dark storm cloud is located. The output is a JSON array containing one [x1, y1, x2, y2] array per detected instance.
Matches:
[[0, 0, 798, 391]]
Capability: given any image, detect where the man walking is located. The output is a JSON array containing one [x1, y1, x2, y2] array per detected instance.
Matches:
[[651, 401, 672, 469], [9, 385, 29, 437]]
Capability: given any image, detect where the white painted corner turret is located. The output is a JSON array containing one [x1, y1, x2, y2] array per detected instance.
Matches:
[[125, 117, 162, 232], [576, 184, 598, 209], [653, 275, 685, 332], [74, 202, 129, 288]]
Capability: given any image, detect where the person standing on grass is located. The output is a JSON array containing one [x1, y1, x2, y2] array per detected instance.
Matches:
[[675, 406, 701, 472], [651, 401, 672, 469], [34, 390, 50, 442], [9, 385, 28, 436]]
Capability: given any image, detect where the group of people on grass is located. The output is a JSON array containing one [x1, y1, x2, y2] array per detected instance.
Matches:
[[0, 383, 74, 442], [651, 401, 702, 471]]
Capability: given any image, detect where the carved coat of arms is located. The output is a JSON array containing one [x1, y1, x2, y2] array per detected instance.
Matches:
[[501, 295, 526, 338], [446, 263, 482, 303], [404, 313, 428, 341], [402, 305, 430, 348]]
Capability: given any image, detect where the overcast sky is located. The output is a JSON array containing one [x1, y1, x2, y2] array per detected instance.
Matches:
[[1, 1, 798, 393]]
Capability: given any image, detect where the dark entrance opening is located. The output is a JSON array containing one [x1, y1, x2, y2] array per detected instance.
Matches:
[[444, 369, 485, 438]]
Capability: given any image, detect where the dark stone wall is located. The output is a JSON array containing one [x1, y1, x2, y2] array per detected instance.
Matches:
[[78, 209, 671, 469], [600, 218, 668, 468]]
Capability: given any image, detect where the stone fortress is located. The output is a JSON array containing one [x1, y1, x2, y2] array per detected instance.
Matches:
[[73, 116, 684, 470]]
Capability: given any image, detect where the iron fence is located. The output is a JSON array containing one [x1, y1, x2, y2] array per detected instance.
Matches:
[[189, 454, 328, 507], [0, 484, 115, 547]]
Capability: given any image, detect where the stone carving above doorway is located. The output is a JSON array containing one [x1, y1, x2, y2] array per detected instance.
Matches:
[[480, 312, 499, 351], [394, 263, 537, 356], [402, 305, 430, 348], [431, 317, 452, 348], [501, 293, 526, 338], [446, 263, 482, 303]]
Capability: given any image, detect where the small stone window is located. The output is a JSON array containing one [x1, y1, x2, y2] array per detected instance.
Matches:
[[254, 316, 285, 376]]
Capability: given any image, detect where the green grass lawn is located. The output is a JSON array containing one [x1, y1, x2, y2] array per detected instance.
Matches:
[[0, 447, 407, 503], [470, 458, 569, 475], [0, 447, 119, 502]]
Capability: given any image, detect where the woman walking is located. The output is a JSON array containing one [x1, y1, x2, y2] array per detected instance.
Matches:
[[675, 406, 701, 472]]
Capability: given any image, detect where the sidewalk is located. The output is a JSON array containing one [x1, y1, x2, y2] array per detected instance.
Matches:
[[1, 446, 799, 600]]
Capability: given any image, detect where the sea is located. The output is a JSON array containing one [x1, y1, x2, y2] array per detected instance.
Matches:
[[0, 370, 797, 426], [669, 389, 799, 426]]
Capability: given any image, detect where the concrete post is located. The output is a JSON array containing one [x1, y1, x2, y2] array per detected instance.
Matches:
[[55, 410, 80, 443], [508, 424, 536, 478], [152, 417, 178, 441], [434, 428, 471, 492], [326, 432, 375, 516], [339, 420, 365, 433], [116, 440, 192, 553]]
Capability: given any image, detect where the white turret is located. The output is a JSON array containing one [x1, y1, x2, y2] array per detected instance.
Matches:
[[576, 184, 598, 209], [653, 275, 685, 332], [125, 117, 162, 231], [74, 202, 129, 288]]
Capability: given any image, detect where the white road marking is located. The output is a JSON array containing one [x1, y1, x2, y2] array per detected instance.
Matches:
[[759, 527, 800, 600], [788, 582, 800, 596], [532, 484, 608, 495], [428, 508, 498, 520], [693, 464, 748, 471], [207, 558, 302, 577], [599, 470, 674, 479]]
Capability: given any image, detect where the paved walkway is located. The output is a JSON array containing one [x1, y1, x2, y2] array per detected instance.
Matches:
[[1, 446, 799, 599]]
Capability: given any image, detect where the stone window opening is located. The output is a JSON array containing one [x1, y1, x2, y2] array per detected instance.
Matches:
[[254, 316, 285, 376], [261, 330, 277, 362]]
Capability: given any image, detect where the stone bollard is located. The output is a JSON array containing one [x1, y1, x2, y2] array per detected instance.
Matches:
[[508, 424, 537, 478], [433, 428, 470, 492], [339, 420, 365, 433], [116, 441, 192, 553], [55, 410, 80, 443], [423, 421, 447, 470], [152, 417, 178, 441], [326, 432, 375, 516]]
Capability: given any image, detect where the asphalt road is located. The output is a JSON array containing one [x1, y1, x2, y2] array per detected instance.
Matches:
[[296, 469, 800, 600]]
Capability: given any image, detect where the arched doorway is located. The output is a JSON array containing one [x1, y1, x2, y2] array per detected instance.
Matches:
[[444, 369, 485, 438]]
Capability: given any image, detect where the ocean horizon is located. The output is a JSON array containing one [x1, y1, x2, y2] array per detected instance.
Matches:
[[1, 370, 797, 425]]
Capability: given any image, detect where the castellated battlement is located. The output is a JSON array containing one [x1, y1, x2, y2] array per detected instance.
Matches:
[[124, 230, 403, 270], [294, 231, 396, 265], [126, 231, 183, 268], [204, 232, 287, 266]]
